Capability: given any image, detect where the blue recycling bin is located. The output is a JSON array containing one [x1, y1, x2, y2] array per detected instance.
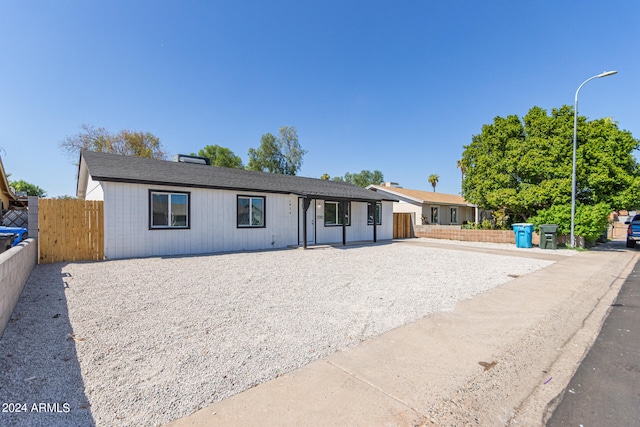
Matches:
[[0, 227, 28, 246], [512, 223, 534, 248]]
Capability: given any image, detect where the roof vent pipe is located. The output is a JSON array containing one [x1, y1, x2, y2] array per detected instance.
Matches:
[[173, 154, 211, 165]]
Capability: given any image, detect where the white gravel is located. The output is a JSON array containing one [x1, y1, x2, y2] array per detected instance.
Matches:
[[1, 242, 555, 427]]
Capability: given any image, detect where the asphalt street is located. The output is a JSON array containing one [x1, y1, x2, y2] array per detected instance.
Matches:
[[547, 256, 640, 426]]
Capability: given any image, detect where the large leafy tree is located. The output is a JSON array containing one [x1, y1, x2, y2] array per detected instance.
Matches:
[[247, 126, 306, 175], [247, 132, 283, 173], [461, 105, 640, 240], [192, 145, 243, 168], [333, 170, 384, 187], [61, 124, 168, 160], [9, 179, 46, 197], [278, 126, 306, 175]]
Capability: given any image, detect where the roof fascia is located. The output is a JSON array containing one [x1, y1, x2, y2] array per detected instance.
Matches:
[[91, 175, 395, 202], [76, 154, 89, 199], [369, 186, 424, 204], [0, 156, 17, 202]]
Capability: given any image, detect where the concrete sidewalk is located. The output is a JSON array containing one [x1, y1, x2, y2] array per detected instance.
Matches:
[[166, 241, 638, 427]]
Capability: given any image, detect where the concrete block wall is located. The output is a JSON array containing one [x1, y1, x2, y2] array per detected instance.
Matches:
[[28, 196, 38, 239], [414, 225, 609, 248], [414, 226, 567, 246], [0, 239, 37, 339], [414, 226, 518, 243]]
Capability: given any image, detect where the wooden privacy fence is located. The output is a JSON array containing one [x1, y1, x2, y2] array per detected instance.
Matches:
[[393, 213, 413, 239], [38, 199, 104, 264]]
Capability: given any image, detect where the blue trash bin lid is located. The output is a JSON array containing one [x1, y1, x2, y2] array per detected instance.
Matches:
[[512, 223, 534, 230]]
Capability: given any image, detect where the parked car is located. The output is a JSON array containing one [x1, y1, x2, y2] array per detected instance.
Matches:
[[625, 215, 640, 248]]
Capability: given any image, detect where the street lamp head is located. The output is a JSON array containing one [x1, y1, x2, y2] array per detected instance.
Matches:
[[598, 70, 618, 78]]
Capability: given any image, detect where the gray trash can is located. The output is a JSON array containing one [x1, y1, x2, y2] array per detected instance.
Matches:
[[539, 224, 559, 250]]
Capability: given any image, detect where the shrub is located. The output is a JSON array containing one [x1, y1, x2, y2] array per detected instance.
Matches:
[[529, 202, 611, 243]]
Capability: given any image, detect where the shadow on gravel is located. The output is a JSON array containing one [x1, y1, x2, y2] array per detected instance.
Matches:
[[332, 240, 394, 250], [0, 263, 95, 427]]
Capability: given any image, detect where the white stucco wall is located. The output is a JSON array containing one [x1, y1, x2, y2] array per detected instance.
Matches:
[[101, 182, 299, 259], [84, 175, 104, 201], [313, 200, 393, 244], [96, 181, 394, 259], [392, 200, 475, 225]]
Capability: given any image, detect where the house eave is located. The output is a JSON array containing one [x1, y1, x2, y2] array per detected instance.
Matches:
[[91, 175, 396, 203]]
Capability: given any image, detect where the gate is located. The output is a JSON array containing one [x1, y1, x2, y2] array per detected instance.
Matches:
[[393, 213, 413, 239], [38, 199, 104, 264]]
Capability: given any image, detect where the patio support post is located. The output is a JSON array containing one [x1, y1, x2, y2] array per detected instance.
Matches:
[[340, 200, 347, 245], [372, 202, 377, 243], [302, 198, 311, 249]]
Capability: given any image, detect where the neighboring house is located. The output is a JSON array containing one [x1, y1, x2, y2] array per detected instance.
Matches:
[[368, 182, 479, 227], [76, 151, 397, 259], [0, 156, 19, 216]]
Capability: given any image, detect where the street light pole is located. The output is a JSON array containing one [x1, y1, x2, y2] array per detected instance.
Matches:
[[571, 70, 617, 248]]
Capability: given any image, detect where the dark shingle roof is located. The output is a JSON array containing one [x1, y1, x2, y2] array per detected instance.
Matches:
[[80, 150, 396, 202]]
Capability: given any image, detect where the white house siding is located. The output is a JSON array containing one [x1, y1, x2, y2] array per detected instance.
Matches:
[[460, 206, 475, 223], [100, 182, 299, 259], [391, 200, 475, 226], [393, 201, 421, 226], [313, 200, 393, 245], [84, 175, 104, 201]]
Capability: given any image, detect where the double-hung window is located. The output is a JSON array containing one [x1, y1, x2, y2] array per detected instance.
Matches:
[[368, 202, 382, 225], [237, 196, 265, 227], [324, 201, 350, 226], [150, 191, 190, 229]]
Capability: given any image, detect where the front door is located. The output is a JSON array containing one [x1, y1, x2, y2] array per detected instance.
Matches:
[[299, 198, 315, 245]]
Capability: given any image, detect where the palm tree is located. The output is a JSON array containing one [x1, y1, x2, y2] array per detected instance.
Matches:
[[456, 159, 466, 181], [428, 174, 439, 192]]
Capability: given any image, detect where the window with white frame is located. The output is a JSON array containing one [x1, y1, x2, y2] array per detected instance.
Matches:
[[368, 202, 382, 225], [237, 196, 265, 227], [431, 206, 439, 224], [324, 201, 350, 226], [451, 207, 458, 224], [150, 191, 190, 229]]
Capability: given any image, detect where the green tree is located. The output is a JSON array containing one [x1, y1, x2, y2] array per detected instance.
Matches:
[[247, 126, 307, 175], [278, 126, 306, 175], [61, 124, 168, 161], [333, 170, 384, 187], [192, 145, 243, 168], [320, 173, 331, 180], [428, 174, 439, 192], [461, 105, 640, 241], [247, 133, 283, 173], [9, 179, 46, 197]]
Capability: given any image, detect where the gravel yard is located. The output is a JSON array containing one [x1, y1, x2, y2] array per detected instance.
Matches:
[[1, 241, 556, 427]]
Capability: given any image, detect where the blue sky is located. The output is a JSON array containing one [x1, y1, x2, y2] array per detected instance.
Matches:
[[1, 1, 638, 197]]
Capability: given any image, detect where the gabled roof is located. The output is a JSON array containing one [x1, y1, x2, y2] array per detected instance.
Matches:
[[78, 150, 397, 202], [368, 185, 473, 206]]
